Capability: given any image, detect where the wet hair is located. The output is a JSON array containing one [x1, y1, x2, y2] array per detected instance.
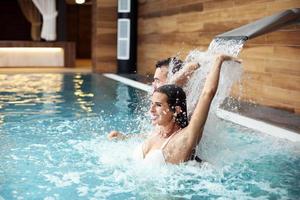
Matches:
[[155, 84, 188, 128], [155, 57, 183, 74]]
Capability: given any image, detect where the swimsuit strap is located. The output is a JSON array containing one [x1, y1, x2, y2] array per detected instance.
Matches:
[[160, 131, 178, 150]]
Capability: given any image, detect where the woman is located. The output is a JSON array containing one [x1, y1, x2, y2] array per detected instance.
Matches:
[[108, 54, 241, 165]]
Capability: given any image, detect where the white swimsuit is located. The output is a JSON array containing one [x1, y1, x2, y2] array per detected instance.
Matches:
[[133, 133, 176, 166]]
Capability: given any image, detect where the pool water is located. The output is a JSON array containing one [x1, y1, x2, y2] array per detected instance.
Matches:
[[0, 74, 299, 200]]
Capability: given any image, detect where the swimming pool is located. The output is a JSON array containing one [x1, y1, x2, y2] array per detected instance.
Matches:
[[0, 73, 299, 199]]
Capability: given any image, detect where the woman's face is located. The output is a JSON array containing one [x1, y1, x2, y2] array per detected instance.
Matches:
[[149, 92, 174, 126]]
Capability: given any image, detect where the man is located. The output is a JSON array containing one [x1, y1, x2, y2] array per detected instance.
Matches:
[[152, 57, 200, 90]]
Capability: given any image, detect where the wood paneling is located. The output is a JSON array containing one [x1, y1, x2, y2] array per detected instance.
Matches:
[[92, 0, 117, 73], [137, 0, 300, 114]]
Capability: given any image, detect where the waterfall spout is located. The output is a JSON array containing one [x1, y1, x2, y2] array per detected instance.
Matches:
[[215, 8, 300, 40]]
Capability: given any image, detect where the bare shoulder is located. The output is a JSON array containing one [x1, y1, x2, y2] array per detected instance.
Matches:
[[174, 127, 196, 145], [174, 128, 189, 142], [168, 129, 191, 151], [164, 129, 193, 163]]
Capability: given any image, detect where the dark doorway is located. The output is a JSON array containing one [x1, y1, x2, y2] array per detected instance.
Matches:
[[0, 0, 31, 40], [66, 3, 91, 58]]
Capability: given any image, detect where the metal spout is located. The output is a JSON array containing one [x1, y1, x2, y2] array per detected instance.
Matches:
[[216, 8, 300, 40]]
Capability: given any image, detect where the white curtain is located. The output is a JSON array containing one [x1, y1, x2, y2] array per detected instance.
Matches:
[[32, 0, 57, 41]]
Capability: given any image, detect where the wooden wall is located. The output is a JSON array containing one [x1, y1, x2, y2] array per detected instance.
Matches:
[[137, 0, 300, 114], [92, 0, 117, 73], [67, 4, 92, 58]]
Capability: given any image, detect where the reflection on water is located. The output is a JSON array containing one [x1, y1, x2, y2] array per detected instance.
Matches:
[[0, 74, 63, 93], [0, 74, 141, 123], [73, 74, 94, 113], [0, 73, 146, 126], [0, 74, 63, 123], [0, 74, 63, 106]]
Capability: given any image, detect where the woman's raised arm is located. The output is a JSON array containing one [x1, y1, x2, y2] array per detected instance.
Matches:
[[185, 54, 241, 147]]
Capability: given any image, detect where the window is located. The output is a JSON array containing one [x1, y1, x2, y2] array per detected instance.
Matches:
[[118, 0, 130, 13], [117, 19, 130, 60]]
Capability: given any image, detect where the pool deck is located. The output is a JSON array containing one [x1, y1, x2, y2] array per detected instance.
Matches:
[[104, 73, 300, 142], [220, 99, 300, 133]]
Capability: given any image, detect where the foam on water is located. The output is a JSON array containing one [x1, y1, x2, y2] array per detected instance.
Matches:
[[2, 113, 299, 199], [60, 127, 299, 199]]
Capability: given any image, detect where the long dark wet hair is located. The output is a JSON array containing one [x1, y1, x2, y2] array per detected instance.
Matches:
[[154, 84, 188, 128]]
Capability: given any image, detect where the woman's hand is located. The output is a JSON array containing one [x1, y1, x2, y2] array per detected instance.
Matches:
[[107, 130, 126, 140], [216, 54, 242, 64]]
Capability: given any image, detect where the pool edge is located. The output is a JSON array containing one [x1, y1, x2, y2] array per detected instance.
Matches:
[[103, 73, 300, 142]]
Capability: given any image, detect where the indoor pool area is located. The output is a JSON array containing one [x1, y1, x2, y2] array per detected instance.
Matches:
[[1, 0, 300, 199], [0, 73, 299, 199]]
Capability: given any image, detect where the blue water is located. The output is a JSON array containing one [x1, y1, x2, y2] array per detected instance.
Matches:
[[0, 73, 299, 200]]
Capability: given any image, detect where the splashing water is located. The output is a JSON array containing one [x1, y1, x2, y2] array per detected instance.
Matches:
[[167, 38, 247, 165], [182, 38, 246, 115], [208, 38, 245, 56]]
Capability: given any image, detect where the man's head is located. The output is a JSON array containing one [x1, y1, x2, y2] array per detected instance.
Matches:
[[152, 57, 183, 90]]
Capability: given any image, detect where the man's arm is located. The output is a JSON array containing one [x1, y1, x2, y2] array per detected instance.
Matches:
[[169, 62, 200, 87]]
